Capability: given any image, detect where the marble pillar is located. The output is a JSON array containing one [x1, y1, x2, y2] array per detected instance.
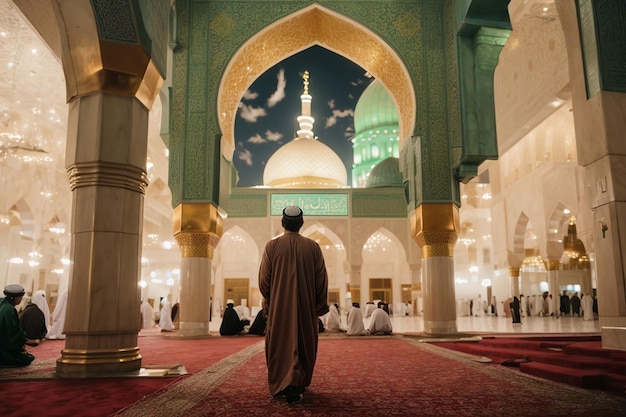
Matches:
[[509, 267, 520, 298], [545, 259, 560, 315], [410, 204, 460, 335], [349, 264, 361, 304], [173, 203, 223, 337], [556, 0, 626, 350], [57, 93, 149, 376]]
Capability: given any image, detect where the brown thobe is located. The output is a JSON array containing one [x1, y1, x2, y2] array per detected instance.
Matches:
[[259, 231, 329, 395]]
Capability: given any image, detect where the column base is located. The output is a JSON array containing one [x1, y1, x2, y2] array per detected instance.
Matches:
[[176, 321, 211, 337], [423, 320, 458, 336], [601, 326, 626, 351], [56, 347, 141, 377]]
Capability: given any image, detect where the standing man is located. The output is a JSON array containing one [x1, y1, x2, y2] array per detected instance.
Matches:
[[0, 284, 39, 367], [560, 290, 571, 317], [259, 206, 329, 404]]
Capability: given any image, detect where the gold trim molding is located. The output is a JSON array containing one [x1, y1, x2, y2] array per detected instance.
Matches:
[[67, 161, 148, 193], [173, 203, 224, 259], [509, 267, 520, 277], [72, 41, 163, 110], [545, 259, 561, 271], [410, 204, 460, 258]]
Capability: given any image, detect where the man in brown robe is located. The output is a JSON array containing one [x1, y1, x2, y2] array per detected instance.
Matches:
[[258, 206, 329, 404]]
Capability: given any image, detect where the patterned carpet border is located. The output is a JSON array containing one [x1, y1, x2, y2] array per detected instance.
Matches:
[[0, 358, 57, 380], [114, 340, 265, 417]]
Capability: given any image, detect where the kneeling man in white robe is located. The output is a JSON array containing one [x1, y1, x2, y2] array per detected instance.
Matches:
[[368, 302, 392, 335], [346, 302, 366, 336]]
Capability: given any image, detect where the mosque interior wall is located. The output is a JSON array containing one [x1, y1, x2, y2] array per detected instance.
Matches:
[[0, 0, 615, 332]]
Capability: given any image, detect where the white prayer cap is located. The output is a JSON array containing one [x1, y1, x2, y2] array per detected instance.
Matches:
[[282, 206, 303, 219]]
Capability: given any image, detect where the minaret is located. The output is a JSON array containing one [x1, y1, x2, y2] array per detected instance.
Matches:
[[296, 70, 315, 139]]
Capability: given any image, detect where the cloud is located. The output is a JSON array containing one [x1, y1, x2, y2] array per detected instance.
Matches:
[[325, 108, 354, 128], [239, 103, 267, 123], [243, 90, 259, 100], [237, 148, 254, 166], [267, 68, 286, 108], [265, 130, 283, 142], [328, 99, 335, 109], [247, 134, 266, 144]]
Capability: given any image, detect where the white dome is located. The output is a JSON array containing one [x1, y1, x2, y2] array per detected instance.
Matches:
[[263, 138, 347, 188]]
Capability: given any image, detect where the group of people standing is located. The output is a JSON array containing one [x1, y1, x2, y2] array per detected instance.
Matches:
[[0, 284, 67, 367], [558, 290, 596, 321]]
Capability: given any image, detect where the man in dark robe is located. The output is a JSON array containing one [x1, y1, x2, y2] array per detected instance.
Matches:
[[560, 291, 571, 316], [19, 297, 48, 340], [570, 293, 581, 316], [510, 296, 521, 324], [248, 309, 267, 336], [259, 206, 329, 404], [0, 285, 39, 367], [219, 302, 246, 336]]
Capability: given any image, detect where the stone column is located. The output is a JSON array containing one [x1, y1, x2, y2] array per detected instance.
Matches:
[[509, 267, 520, 299], [410, 204, 460, 335], [545, 259, 561, 315], [556, 0, 626, 350], [173, 203, 223, 337], [409, 263, 421, 316], [57, 93, 150, 376]]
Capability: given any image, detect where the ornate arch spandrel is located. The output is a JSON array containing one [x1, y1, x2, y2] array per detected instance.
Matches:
[[218, 4, 415, 162]]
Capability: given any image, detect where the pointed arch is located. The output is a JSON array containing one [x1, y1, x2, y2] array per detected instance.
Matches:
[[362, 227, 406, 263], [215, 225, 260, 264], [218, 3, 415, 160], [546, 202, 572, 259], [512, 212, 530, 260]]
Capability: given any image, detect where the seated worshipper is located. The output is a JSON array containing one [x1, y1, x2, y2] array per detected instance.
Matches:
[[159, 296, 175, 332], [233, 304, 251, 326], [368, 302, 393, 335], [325, 303, 342, 331], [47, 289, 67, 339], [248, 309, 267, 336], [318, 317, 325, 333], [220, 302, 247, 336], [19, 295, 48, 341], [0, 285, 40, 367], [346, 302, 366, 336], [364, 301, 376, 318], [32, 290, 51, 333], [140, 299, 154, 329]]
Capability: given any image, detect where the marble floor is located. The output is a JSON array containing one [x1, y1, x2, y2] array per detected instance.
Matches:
[[389, 314, 601, 336], [207, 313, 601, 336]]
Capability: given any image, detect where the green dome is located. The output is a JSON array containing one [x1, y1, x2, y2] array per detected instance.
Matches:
[[366, 157, 403, 188], [354, 80, 399, 134]]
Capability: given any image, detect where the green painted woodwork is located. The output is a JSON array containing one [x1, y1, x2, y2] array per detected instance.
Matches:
[[270, 193, 350, 216], [454, 0, 510, 183], [168, 0, 510, 217], [576, 0, 626, 96]]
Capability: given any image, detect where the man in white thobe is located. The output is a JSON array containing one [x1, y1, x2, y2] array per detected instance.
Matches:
[[346, 303, 366, 336], [368, 302, 392, 335], [581, 293, 594, 321]]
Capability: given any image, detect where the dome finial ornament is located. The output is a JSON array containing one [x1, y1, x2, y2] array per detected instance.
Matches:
[[303, 70, 309, 95]]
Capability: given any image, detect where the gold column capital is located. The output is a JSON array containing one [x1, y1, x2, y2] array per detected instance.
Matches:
[[509, 267, 520, 277], [410, 203, 460, 258], [545, 259, 561, 271], [173, 203, 224, 259]]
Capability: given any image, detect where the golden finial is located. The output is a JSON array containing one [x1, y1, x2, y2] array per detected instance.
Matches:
[[303, 70, 309, 95]]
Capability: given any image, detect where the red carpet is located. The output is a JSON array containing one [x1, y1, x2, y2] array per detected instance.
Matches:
[[3, 334, 626, 416], [431, 335, 626, 396]]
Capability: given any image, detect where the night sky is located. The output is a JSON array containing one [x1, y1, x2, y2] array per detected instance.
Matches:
[[233, 46, 374, 187]]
